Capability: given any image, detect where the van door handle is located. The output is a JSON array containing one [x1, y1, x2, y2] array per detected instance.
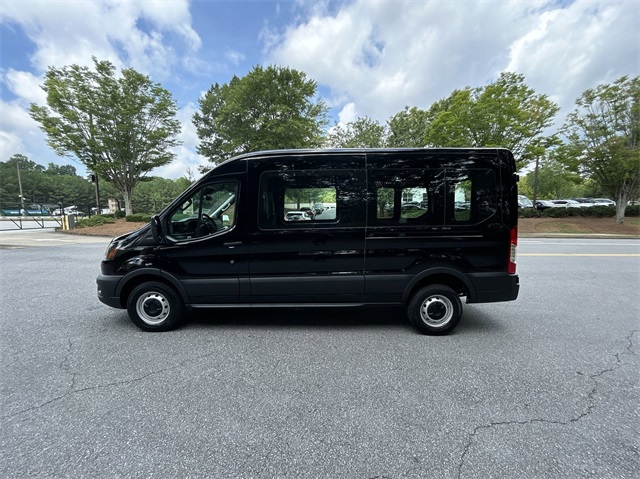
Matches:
[[223, 241, 243, 248]]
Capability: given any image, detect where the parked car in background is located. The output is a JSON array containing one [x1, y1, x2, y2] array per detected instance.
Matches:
[[549, 199, 582, 208], [285, 211, 311, 221], [518, 195, 533, 208], [571, 198, 596, 207], [592, 198, 616, 207], [534, 200, 554, 211]]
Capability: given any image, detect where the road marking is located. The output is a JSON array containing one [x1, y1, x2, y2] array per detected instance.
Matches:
[[33, 239, 75, 242], [520, 253, 640, 257]]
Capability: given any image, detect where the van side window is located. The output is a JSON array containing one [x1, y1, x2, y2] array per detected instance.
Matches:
[[258, 170, 365, 229], [445, 168, 497, 224], [370, 169, 444, 225], [168, 182, 237, 240]]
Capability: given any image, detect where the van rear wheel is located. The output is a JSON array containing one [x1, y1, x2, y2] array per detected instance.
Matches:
[[408, 284, 462, 335], [127, 282, 184, 332]]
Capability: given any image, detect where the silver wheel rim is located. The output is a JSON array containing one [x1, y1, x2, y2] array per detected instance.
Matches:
[[420, 295, 454, 328], [136, 291, 170, 325]]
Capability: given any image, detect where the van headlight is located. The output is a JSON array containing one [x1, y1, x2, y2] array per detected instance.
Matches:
[[105, 241, 124, 260]]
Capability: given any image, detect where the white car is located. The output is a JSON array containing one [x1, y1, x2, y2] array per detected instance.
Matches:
[[285, 211, 311, 221], [549, 199, 582, 208], [592, 198, 616, 207], [518, 195, 533, 208], [572, 198, 596, 207]]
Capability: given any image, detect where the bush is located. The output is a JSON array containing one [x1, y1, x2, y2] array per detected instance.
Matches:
[[626, 205, 640, 217], [518, 204, 640, 219], [75, 215, 116, 229], [542, 207, 573, 218], [126, 214, 152, 223], [579, 206, 615, 218], [518, 208, 541, 218], [114, 210, 126, 219]]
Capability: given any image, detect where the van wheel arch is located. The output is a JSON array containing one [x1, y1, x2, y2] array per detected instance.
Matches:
[[119, 273, 189, 309], [402, 269, 474, 305]]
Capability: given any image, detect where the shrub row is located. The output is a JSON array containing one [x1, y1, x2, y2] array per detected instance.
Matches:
[[126, 214, 152, 223], [519, 205, 640, 218], [75, 215, 116, 228]]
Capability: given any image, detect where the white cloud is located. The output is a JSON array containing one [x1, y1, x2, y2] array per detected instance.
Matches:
[[0, 0, 201, 79], [3, 69, 47, 105], [0, 98, 44, 161], [264, 0, 638, 127], [504, 1, 638, 116], [0, 0, 203, 176], [337, 102, 357, 124], [225, 49, 246, 66]]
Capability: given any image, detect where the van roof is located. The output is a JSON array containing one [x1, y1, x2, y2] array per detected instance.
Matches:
[[206, 147, 514, 172], [236, 147, 512, 159]]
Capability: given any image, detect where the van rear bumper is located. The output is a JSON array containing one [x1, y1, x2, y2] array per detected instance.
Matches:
[[96, 274, 124, 309], [467, 273, 519, 303]]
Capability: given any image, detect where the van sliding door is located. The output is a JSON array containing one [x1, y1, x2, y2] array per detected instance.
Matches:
[[248, 155, 366, 304]]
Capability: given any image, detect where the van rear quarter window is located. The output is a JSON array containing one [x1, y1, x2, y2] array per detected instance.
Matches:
[[369, 166, 496, 226]]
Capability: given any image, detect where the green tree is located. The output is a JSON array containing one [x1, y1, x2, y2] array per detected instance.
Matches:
[[44, 163, 78, 176], [561, 76, 640, 223], [425, 72, 559, 170], [193, 65, 328, 166], [525, 155, 584, 199], [325, 116, 387, 148], [0, 155, 97, 210], [132, 177, 191, 214], [386, 106, 432, 147], [29, 58, 182, 215]]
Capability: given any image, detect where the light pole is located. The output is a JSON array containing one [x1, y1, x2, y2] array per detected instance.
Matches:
[[532, 156, 540, 205], [16, 161, 25, 213], [90, 172, 101, 215]]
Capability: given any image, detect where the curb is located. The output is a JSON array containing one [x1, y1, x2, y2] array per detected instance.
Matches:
[[520, 233, 639, 239]]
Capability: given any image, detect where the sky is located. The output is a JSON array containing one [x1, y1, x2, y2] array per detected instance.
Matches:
[[1, 0, 638, 181]]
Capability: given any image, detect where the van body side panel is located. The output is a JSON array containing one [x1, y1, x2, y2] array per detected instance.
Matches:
[[364, 230, 509, 302], [247, 229, 366, 303]]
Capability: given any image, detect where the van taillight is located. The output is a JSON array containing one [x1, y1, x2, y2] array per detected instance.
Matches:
[[508, 226, 517, 274]]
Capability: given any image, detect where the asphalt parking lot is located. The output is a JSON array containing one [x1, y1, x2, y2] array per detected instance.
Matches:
[[0, 232, 638, 478]]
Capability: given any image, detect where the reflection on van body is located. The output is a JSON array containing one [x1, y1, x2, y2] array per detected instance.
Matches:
[[97, 148, 519, 334]]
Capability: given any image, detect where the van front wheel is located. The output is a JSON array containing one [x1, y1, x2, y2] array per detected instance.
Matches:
[[127, 282, 184, 332], [408, 285, 462, 335]]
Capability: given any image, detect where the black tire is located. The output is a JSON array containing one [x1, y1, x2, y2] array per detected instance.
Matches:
[[126, 281, 185, 332], [407, 284, 462, 335]]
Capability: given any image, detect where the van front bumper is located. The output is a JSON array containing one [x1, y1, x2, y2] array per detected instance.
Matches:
[[467, 273, 519, 303], [97, 274, 124, 309]]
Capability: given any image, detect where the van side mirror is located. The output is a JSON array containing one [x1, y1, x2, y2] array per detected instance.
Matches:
[[150, 215, 164, 243]]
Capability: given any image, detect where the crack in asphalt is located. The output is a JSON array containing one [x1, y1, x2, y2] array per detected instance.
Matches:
[[59, 339, 78, 391], [1, 350, 219, 422], [456, 329, 639, 479]]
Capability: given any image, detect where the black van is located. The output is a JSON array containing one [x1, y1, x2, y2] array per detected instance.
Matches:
[[97, 148, 519, 334]]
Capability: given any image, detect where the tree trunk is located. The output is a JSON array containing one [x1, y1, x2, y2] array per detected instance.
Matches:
[[614, 193, 628, 224], [122, 189, 133, 216]]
